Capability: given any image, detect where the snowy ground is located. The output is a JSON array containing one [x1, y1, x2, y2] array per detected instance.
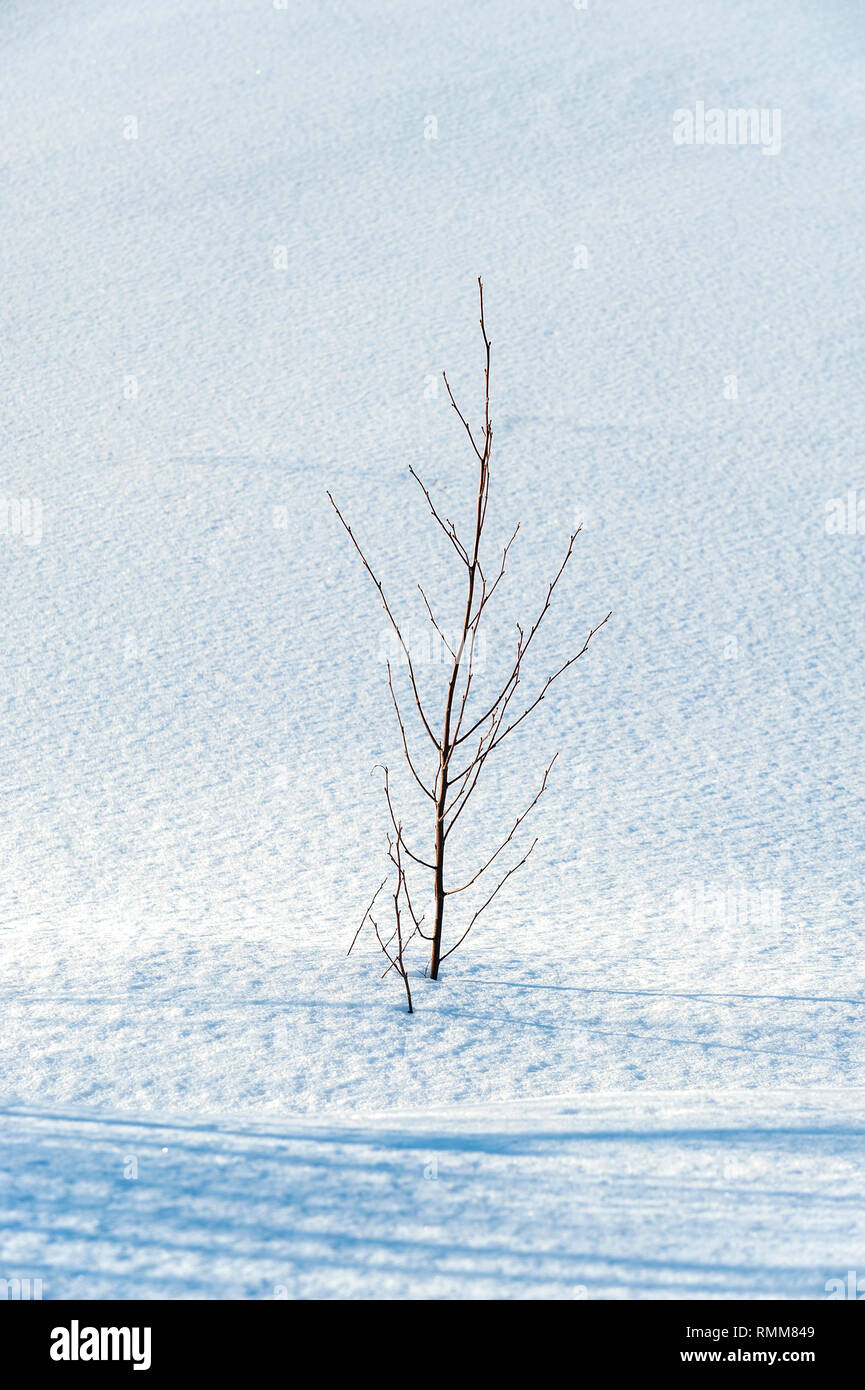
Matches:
[[1, 0, 863, 1298], [4, 1091, 864, 1301]]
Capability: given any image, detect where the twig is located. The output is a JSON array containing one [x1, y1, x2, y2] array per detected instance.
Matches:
[[347, 877, 387, 956]]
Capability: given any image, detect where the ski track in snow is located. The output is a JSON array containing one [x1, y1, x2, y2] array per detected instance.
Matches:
[[3, 1092, 864, 1300], [1, 0, 864, 1298]]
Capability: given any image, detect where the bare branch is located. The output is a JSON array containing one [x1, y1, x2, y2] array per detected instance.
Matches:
[[376, 764, 436, 869], [448, 623, 481, 751], [444, 707, 499, 813], [471, 521, 519, 627], [487, 611, 612, 754], [446, 753, 557, 894], [327, 491, 439, 747], [408, 466, 470, 565], [386, 663, 435, 802], [347, 877, 388, 956], [454, 525, 585, 748], [383, 827, 415, 1010], [439, 837, 538, 964], [442, 371, 484, 462], [417, 583, 455, 659]]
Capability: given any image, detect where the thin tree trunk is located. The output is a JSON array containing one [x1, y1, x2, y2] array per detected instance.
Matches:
[[430, 777, 447, 980], [429, 335, 487, 977], [430, 528, 479, 977]]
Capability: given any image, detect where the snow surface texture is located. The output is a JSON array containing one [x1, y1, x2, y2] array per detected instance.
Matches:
[[1, 0, 863, 1298], [4, 1092, 864, 1301]]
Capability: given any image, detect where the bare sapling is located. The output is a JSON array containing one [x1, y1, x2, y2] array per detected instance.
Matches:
[[329, 278, 610, 1006]]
